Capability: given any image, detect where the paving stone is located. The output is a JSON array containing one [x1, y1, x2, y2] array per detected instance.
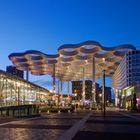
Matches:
[[0, 112, 87, 140]]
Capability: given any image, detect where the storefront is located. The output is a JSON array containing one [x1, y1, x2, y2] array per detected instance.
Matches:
[[0, 70, 50, 107], [123, 85, 140, 110], [135, 84, 140, 110]]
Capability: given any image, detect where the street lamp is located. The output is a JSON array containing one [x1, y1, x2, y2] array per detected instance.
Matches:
[[102, 70, 106, 118], [99, 93, 102, 103], [74, 93, 77, 112], [98, 93, 102, 109], [74, 93, 77, 100]]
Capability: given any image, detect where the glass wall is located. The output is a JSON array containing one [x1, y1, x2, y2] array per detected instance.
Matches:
[[0, 70, 49, 107]]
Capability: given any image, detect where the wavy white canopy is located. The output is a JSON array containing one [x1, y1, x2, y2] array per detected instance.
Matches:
[[9, 41, 136, 81]]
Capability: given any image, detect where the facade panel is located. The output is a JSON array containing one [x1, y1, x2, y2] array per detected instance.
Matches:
[[0, 70, 49, 107]]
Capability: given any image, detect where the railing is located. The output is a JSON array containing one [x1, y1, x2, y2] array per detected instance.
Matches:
[[0, 104, 39, 117]]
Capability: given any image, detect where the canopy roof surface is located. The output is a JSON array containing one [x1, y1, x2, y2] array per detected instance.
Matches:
[[9, 41, 136, 81]]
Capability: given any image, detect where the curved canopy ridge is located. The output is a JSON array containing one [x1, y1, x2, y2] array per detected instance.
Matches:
[[9, 41, 136, 81]]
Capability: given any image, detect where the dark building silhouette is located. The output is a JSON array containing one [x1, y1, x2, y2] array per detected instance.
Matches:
[[96, 85, 102, 103], [72, 80, 100, 100], [6, 66, 24, 79], [105, 87, 112, 103], [100, 86, 112, 104]]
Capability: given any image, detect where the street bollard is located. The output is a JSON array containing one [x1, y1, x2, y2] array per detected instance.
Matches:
[[74, 108, 77, 112], [47, 110, 50, 114]]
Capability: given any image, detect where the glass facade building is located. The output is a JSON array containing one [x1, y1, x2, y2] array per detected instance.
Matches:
[[112, 50, 140, 108], [127, 51, 140, 86], [0, 70, 50, 107], [113, 50, 140, 90]]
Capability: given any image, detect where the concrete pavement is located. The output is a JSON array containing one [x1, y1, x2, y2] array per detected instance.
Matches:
[[0, 110, 140, 140], [0, 112, 89, 140], [73, 111, 140, 140]]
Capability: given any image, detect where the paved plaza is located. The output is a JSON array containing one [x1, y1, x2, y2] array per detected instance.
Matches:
[[0, 112, 88, 140], [73, 111, 140, 140], [0, 110, 140, 140]]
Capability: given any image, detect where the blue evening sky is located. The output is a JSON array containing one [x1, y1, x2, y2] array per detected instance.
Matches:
[[0, 0, 140, 94]]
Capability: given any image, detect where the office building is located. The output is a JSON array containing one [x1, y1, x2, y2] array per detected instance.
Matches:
[[113, 50, 140, 89], [72, 80, 100, 100], [6, 65, 24, 79], [113, 50, 140, 108], [105, 87, 112, 103]]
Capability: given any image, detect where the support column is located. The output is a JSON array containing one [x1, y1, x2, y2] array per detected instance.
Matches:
[[57, 79, 60, 108], [53, 64, 56, 95], [17, 86, 20, 106], [58, 80, 60, 96], [115, 89, 118, 107], [26, 69, 29, 81], [102, 70, 106, 117], [17, 83, 20, 106], [82, 67, 85, 105], [10, 83, 12, 106], [60, 79, 63, 103], [92, 57, 96, 103], [5, 79, 8, 106], [68, 81, 70, 101]]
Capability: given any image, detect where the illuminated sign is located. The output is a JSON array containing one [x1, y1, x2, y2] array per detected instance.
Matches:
[[126, 89, 132, 97]]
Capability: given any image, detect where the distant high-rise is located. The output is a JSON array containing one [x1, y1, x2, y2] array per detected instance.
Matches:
[[105, 87, 112, 103], [72, 80, 100, 100], [6, 65, 24, 79], [99, 86, 112, 104]]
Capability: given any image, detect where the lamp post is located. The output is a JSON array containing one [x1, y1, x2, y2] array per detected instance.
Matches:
[[74, 93, 77, 100], [74, 93, 77, 112], [99, 93, 102, 102], [68, 81, 70, 104], [102, 70, 106, 118], [98, 93, 102, 110]]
